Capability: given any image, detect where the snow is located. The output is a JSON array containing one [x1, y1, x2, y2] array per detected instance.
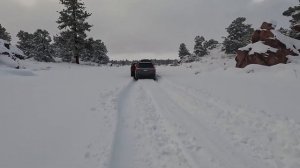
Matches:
[[0, 39, 25, 57], [0, 39, 24, 68], [1, 52, 300, 168], [0, 39, 10, 53], [272, 30, 300, 55], [239, 41, 278, 55], [270, 20, 277, 29], [0, 54, 19, 68], [10, 44, 25, 56]]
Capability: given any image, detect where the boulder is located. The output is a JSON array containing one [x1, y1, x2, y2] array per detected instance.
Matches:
[[292, 24, 300, 32], [261, 22, 275, 30], [252, 30, 274, 43], [235, 22, 299, 68]]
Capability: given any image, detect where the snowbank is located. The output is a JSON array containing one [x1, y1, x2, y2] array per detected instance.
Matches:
[[0, 39, 25, 69]]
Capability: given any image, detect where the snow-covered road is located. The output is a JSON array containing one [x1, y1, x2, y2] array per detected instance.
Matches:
[[108, 77, 276, 168], [1, 62, 300, 168]]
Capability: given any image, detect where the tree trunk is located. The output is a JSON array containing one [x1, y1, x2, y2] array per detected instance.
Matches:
[[75, 55, 79, 64]]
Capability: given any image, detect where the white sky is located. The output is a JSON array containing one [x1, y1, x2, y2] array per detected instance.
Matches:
[[0, 0, 298, 60]]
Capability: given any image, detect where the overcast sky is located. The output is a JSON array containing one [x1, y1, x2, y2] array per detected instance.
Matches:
[[0, 0, 298, 60]]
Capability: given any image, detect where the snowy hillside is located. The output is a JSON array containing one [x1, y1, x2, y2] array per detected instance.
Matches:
[[1, 52, 300, 168]]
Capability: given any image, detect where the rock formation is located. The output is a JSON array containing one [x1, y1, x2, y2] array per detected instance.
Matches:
[[235, 22, 300, 68]]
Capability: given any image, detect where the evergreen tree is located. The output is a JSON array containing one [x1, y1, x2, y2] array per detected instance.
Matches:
[[223, 17, 254, 54], [204, 39, 219, 50], [17, 30, 35, 57], [278, 27, 290, 36], [0, 24, 11, 42], [17, 29, 54, 62], [56, 0, 92, 64], [194, 36, 207, 57], [91, 39, 109, 64], [277, 27, 298, 39], [283, 1, 300, 39], [31, 29, 54, 62], [178, 43, 191, 60], [81, 38, 109, 64], [52, 33, 73, 62]]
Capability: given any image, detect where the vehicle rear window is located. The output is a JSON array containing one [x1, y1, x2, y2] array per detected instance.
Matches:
[[138, 63, 154, 68]]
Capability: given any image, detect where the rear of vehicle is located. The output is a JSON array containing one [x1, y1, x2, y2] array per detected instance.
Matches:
[[135, 62, 156, 80]]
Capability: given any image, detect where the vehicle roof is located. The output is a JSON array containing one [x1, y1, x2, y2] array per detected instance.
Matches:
[[138, 62, 153, 64], [139, 59, 152, 62]]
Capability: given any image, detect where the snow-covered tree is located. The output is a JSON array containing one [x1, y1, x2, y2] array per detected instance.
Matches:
[[17, 30, 35, 57], [194, 36, 207, 57], [91, 39, 109, 64], [31, 29, 54, 62], [277, 27, 298, 39], [194, 36, 218, 57], [178, 43, 191, 60], [56, 0, 92, 64], [52, 33, 73, 62], [278, 27, 290, 36], [223, 17, 254, 54], [81, 38, 109, 64], [204, 39, 219, 50], [0, 24, 11, 42], [17, 29, 54, 62], [283, 1, 300, 39]]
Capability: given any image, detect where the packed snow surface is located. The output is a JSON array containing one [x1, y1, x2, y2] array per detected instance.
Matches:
[[1, 57, 300, 168]]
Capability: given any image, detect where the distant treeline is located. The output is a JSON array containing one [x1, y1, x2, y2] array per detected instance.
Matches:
[[110, 59, 179, 66]]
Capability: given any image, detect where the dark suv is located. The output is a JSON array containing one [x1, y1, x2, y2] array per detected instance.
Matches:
[[134, 61, 156, 80]]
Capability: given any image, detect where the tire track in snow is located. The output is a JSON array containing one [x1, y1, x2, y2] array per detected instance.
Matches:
[[141, 80, 268, 168], [109, 80, 194, 168], [109, 80, 136, 168]]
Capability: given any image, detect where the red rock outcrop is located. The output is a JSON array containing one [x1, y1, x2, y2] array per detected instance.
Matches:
[[235, 22, 299, 68], [260, 22, 275, 30], [292, 24, 300, 32]]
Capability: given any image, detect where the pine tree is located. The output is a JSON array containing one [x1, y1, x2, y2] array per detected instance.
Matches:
[[52, 33, 73, 62], [194, 36, 207, 57], [31, 29, 55, 62], [91, 39, 109, 64], [223, 17, 254, 54], [278, 27, 289, 36], [178, 43, 191, 60], [283, 1, 300, 39], [56, 0, 92, 64], [204, 39, 219, 50], [17, 29, 54, 62], [0, 24, 11, 42], [17, 30, 35, 57], [81, 38, 109, 64]]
